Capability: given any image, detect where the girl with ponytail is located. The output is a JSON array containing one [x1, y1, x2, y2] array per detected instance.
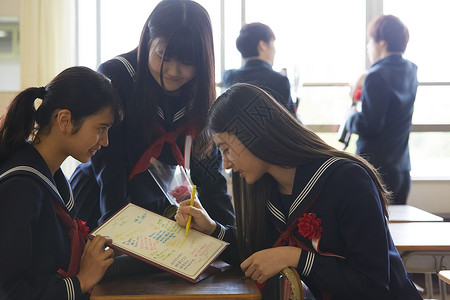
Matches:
[[0, 66, 123, 299]]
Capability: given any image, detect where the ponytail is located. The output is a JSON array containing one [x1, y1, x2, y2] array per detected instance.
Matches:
[[0, 66, 122, 165], [0, 87, 45, 162]]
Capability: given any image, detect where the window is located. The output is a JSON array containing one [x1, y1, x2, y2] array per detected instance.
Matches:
[[0, 17, 20, 91]]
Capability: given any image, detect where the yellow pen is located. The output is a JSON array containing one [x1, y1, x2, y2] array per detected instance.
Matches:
[[185, 184, 196, 237]]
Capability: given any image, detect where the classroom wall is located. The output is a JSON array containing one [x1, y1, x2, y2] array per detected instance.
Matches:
[[0, 0, 20, 102], [0, 91, 17, 112], [0, 0, 21, 92], [0, 0, 20, 16], [408, 180, 450, 215]]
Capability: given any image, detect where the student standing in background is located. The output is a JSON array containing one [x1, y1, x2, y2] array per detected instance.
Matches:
[[222, 22, 299, 118], [345, 15, 418, 205], [0, 66, 122, 299]]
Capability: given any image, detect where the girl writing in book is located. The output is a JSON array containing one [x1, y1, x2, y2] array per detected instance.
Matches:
[[0, 66, 123, 299], [175, 83, 422, 299], [70, 0, 235, 233]]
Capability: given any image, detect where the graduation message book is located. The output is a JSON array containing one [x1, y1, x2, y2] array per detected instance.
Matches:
[[90, 203, 229, 282]]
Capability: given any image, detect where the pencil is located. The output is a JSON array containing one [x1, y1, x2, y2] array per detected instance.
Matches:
[[185, 184, 196, 237]]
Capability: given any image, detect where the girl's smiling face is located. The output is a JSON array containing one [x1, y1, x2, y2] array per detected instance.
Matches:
[[213, 132, 270, 184], [148, 38, 197, 93], [65, 107, 114, 163]]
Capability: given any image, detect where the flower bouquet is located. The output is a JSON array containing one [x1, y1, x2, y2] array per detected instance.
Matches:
[[147, 157, 197, 207]]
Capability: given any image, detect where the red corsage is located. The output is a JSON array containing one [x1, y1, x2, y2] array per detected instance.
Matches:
[[170, 184, 191, 203], [353, 88, 362, 101], [297, 213, 322, 240], [76, 218, 89, 240]]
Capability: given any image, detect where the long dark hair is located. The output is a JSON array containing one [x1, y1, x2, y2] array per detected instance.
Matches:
[[208, 83, 391, 260], [0, 66, 123, 163], [130, 0, 215, 154]]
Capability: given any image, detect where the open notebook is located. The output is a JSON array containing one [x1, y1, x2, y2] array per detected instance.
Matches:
[[90, 203, 229, 282]]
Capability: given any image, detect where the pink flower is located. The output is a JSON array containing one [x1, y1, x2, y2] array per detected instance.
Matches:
[[76, 218, 89, 240], [170, 184, 191, 203], [297, 213, 322, 240]]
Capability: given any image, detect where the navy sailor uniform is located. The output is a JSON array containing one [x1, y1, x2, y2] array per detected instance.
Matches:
[[212, 157, 422, 299], [70, 50, 235, 231], [0, 143, 89, 300]]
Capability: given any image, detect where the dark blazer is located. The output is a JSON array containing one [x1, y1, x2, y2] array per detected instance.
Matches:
[[222, 59, 297, 117], [346, 55, 418, 172]]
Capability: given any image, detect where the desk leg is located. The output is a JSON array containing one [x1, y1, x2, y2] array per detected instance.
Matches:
[[440, 278, 447, 300], [425, 273, 434, 299]]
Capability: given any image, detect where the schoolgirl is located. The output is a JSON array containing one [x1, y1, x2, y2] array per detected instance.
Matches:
[[0, 66, 122, 299], [176, 83, 422, 299], [70, 0, 235, 231]]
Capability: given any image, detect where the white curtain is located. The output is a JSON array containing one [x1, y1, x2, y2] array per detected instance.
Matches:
[[20, 0, 79, 177], [20, 0, 76, 87]]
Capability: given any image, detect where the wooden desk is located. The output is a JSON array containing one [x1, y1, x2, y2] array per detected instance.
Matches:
[[388, 204, 443, 223], [440, 270, 450, 285], [439, 271, 450, 300], [389, 222, 450, 299], [389, 222, 450, 251], [91, 261, 261, 300]]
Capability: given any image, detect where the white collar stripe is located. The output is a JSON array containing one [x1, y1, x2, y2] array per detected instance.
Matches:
[[289, 157, 342, 217], [114, 56, 136, 79], [290, 157, 340, 215], [172, 107, 186, 123], [173, 101, 193, 123], [267, 200, 286, 224], [65, 178, 74, 211], [157, 106, 165, 120], [0, 166, 73, 211]]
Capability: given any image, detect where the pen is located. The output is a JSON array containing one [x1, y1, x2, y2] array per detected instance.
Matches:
[[185, 184, 196, 237]]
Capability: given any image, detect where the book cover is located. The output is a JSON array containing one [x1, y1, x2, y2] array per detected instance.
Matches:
[[90, 203, 229, 283]]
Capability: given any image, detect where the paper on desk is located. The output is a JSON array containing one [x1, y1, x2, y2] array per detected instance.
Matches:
[[90, 203, 228, 282]]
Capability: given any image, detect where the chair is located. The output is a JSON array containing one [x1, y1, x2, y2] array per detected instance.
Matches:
[[279, 266, 304, 300]]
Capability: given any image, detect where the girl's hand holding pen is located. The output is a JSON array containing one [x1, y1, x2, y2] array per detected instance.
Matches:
[[175, 199, 217, 235]]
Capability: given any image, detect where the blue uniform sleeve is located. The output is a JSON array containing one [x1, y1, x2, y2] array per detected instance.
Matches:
[[296, 164, 394, 299], [0, 176, 87, 300], [346, 72, 390, 136], [210, 222, 240, 267]]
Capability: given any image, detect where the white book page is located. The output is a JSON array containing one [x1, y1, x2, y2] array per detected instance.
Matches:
[[91, 203, 228, 280]]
